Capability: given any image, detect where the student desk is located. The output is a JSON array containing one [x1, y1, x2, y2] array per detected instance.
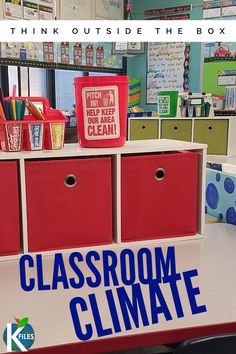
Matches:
[[1, 223, 236, 354]]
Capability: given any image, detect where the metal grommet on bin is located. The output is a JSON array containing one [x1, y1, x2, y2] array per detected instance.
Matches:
[[64, 174, 78, 188], [154, 168, 166, 181]]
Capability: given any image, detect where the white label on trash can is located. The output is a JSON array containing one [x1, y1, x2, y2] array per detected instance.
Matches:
[[82, 86, 120, 140], [158, 95, 170, 115]]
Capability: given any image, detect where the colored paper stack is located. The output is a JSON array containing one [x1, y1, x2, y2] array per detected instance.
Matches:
[[128, 78, 141, 108]]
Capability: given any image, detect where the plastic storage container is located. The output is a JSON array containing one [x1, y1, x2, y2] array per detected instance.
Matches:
[[74, 76, 128, 148], [0, 97, 67, 151], [0, 161, 20, 256], [157, 90, 179, 118], [121, 151, 199, 241], [25, 157, 113, 252]]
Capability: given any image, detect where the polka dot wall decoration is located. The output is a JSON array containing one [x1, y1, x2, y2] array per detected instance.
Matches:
[[206, 169, 236, 226]]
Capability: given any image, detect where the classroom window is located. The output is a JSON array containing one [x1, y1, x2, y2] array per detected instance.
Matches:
[[20, 67, 29, 96], [55, 70, 83, 111], [8, 66, 19, 95], [29, 68, 47, 97]]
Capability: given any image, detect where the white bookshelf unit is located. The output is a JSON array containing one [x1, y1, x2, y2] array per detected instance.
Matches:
[[128, 117, 236, 156], [0, 140, 207, 262]]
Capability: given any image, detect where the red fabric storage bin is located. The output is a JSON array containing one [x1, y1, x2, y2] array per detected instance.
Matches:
[[0, 161, 20, 256], [121, 151, 199, 241], [25, 157, 112, 252]]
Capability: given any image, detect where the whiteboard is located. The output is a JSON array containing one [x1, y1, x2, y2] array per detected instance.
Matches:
[[147, 42, 189, 104], [58, 0, 92, 20], [96, 0, 123, 20]]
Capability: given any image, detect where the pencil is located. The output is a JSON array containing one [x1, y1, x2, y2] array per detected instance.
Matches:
[[16, 100, 22, 121], [12, 100, 17, 120], [20, 100, 26, 121], [26, 100, 45, 121], [8, 100, 14, 120], [3, 100, 9, 120], [0, 102, 6, 120]]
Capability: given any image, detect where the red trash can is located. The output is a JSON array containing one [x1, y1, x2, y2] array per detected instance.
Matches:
[[74, 76, 128, 148]]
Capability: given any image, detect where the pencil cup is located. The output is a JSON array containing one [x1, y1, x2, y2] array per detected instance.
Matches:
[[0, 122, 23, 152], [27, 123, 44, 151], [187, 106, 194, 118], [49, 123, 65, 150]]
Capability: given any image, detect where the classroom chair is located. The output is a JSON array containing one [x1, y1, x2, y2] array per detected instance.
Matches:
[[174, 333, 236, 354]]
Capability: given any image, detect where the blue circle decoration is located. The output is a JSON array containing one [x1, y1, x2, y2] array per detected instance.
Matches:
[[216, 173, 221, 182], [206, 183, 219, 210], [219, 213, 224, 221], [224, 178, 235, 194], [226, 207, 236, 225]]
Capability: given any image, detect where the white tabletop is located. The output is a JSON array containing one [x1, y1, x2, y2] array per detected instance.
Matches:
[[0, 140, 207, 160], [0, 223, 236, 353]]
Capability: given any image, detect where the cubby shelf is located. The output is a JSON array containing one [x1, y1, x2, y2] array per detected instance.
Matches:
[[128, 117, 236, 156], [0, 140, 207, 262]]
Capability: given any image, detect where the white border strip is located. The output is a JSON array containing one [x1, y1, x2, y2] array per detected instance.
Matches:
[[1, 20, 235, 42]]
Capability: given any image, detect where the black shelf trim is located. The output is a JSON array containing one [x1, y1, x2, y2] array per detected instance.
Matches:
[[0, 58, 123, 74]]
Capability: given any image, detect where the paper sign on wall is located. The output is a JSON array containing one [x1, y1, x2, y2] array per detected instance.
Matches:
[[39, 4, 53, 19], [82, 86, 120, 140], [58, 0, 91, 20], [147, 43, 189, 104], [23, 1, 38, 20], [96, 0, 123, 20], [4, 0, 22, 19]]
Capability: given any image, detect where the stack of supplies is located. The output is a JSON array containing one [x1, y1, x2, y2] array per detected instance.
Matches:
[[128, 77, 141, 108]]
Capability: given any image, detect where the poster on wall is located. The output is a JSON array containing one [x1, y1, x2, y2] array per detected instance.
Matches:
[[82, 42, 123, 69], [4, 0, 22, 19], [203, 42, 236, 96], [112, 42, 145, 55], [96, 0, 123, 20], [39, 3, 53, 19], [58, 0, 91, 20], [56, 42, 123, 69], [147, 42, 190, 104], [203, 2, 221, 19], [0, 0, 3, 18], [144, 5, 192, 17], [23, 0, 39, 20], [222, 1, 236, 16], [147, 14, 190, 20]]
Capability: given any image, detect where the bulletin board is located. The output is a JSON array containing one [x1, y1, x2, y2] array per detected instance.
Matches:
[[203, 42, 236, 95], [0, 42, 123, 70], [146, 42, 190, 104]]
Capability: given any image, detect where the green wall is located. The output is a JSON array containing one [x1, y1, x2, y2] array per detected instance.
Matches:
[[127, 0, 203, 111]]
